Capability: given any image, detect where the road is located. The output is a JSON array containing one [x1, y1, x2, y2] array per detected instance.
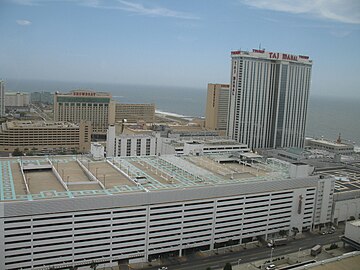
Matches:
[[30, 104, 51, 121], [146, 231, 343, 270]]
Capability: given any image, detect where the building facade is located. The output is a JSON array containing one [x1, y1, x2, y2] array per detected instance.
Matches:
[[305, 138, 354, 155], [0, 154, 335, 270], [115, 103, 155, 123], [227, 49, 312, 150], [205, 83, 230, 135], [5, 92, 30, 107], [0, 80, 5, 117], [106, 125, 156, 157], [54, 90, 115, 137], [0, 120, 92, 153], [158, 137, 250, 156]]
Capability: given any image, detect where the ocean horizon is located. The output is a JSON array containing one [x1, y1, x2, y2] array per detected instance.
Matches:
[[4, 78, 360, 145]]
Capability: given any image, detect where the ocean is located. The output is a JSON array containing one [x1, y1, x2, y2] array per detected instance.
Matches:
[[5, 78, 360, 145]]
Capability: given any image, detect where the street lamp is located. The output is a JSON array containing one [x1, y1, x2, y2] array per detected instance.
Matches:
[[270, 247, 274, 263]]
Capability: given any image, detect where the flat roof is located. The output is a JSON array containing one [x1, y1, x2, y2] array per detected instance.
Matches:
[[4, 120, 79, 129], [0, 153, 291, 202], [309, 253, 360, 270], [240, 152, 263, 159], [314, 168, 360, 193], [309, 138, 352, 148], [349, 220, 360, 227]]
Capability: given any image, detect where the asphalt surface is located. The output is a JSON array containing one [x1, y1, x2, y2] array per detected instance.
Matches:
[[145, 231, 344, 270]]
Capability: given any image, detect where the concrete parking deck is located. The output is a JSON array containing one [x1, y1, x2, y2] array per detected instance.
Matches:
[[0, 153, 297, 202]]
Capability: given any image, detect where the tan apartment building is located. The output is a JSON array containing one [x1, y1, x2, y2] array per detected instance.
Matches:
[[0, 120, 92, 153], [205, 83, 230, 135], [5, 92, 30, 107], [115, 103, 155, 123], [54, 90, 115, 137]]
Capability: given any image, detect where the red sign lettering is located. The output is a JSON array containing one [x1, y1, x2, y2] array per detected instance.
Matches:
[[269, 52, 279, 59], [282, 54, 298, 61]]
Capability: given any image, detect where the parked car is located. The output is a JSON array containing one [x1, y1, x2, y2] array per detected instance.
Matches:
[[266, 264, 276, 270]]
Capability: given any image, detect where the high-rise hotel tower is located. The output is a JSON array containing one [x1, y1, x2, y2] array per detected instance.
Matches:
[[205, 83, 230, 135], [54, 90, 115, 139], [227, 49, 312, 149]]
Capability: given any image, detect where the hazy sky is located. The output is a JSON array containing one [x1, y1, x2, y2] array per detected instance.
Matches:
[[1, 0, 359, 97]]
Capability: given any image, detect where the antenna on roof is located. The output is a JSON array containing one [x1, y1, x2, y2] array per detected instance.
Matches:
[[336, 133, 342, 144], [259, 43, 261, 50]]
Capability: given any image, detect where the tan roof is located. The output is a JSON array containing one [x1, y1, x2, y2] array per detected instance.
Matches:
[[0, 153, 291, 202]]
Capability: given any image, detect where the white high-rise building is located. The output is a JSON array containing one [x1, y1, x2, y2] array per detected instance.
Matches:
[[0, 80, 5, 117], [227, 49, 312, 149]]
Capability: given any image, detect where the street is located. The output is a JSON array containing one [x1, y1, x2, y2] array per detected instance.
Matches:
[[145, 231, 343, 270]]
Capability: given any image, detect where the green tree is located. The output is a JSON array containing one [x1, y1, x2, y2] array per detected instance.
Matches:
[[12, 148, 24, 156], [279, 230, 287, 237], [292, 227, 299, 236], [90, 261, 97, 270], [206, 267, 212, 270], [223, 262, 232, 270]]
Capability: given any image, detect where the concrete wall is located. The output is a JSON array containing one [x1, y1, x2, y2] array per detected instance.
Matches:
[[345, 221, 360, 243], [333, 198, 360, 223]]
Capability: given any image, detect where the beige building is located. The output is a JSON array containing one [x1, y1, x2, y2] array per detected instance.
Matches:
[[305, 137, 354, 155], [115, 103, 155, 123], [54, 90, 115, 137], [0, 120, 92, 153], [205, 83, 230, 135], [5, 92, 30, 107]]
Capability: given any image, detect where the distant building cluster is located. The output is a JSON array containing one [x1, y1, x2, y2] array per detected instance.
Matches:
[[5, 92, 30, 107], [30, 91, 54, 104], [0, 80, 5, 117]]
